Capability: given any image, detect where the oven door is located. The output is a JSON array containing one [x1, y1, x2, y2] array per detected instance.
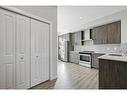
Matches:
[[80, 54, 91, 63], [79, 54, 91, 67]]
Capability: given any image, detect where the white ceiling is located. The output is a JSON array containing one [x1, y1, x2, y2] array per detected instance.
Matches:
[[58, 6, 127, 35]]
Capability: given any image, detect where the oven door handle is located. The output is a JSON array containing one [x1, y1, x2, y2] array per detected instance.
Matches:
[[79, 54, 91, 56]]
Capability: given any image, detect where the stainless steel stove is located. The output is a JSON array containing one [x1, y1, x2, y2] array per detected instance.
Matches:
[[79, 51, 94, 68]]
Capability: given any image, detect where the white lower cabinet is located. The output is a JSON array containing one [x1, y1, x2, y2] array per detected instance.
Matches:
[[0, 8, 50, 89]]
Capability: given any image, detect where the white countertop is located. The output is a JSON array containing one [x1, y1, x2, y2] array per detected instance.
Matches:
[[98, 54, 127, 62], [71, 50, 127, 62], [69, 51, 81, 53]]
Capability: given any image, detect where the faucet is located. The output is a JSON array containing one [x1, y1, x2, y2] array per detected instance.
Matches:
[[119, 49, 127, 56], [125, 51, 127, 56]]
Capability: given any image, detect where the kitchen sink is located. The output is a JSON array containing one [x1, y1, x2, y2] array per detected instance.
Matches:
[[108, 54, 123, 56]]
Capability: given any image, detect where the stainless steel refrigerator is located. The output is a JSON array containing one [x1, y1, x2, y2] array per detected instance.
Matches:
[[58, 39, 69, 62]]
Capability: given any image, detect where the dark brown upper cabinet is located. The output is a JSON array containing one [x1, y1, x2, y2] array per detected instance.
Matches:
[[107, 21, 121, 44], [92, 24, 108, 44], [92, 21, 121, 44], [74, 31, 81, 46]]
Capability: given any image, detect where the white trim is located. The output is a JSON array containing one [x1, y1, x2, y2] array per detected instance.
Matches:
[[0, 6, 52, 24], [49, 22, 56, 80]]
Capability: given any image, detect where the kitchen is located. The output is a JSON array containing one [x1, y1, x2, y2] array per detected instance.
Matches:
[[58, 6, 127, 89], [0, 6, 127, 89]]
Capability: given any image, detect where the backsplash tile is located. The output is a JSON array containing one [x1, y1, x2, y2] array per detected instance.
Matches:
[[74, 40, 127, 54], [121, 43, 127, 52]]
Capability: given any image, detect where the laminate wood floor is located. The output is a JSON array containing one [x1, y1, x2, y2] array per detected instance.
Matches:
[[31, 61, 98, 89]]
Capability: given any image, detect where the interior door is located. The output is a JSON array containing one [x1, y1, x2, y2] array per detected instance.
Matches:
[[0, 9, 15, 89], [16, 14, 30, 89], [40, 21, 50, 82], [31, 19, 42, 87], [31, 19, 50, 87]]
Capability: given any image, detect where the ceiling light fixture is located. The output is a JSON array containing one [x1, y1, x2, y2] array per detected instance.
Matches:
[[80, 17, 83, 19]]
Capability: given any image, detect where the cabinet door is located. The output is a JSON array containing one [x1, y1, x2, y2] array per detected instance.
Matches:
[[84, 29, 90, 40], [92, 53, 104, 69], [69, 52, 79, 64], [92, 27, 100, 44], [77, 32, 81, 45], [0, 9, 15, 89], [74, 32, 81, 46], [93, 25, 107, 44], [31, 19, 50, 87], [92, 54, 98, 68], [69, 33, 74, 50], [107, 21, 121, 44], [74, 32, 78, 45], [16, 15, 30, 89]]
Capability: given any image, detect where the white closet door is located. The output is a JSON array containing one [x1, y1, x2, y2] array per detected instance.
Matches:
[[31, 19, 42, 87], [40, 22, 50, 82], [16, 14, 30, 89], [0, 9, 15, 89], [31, 19, 50, 87]]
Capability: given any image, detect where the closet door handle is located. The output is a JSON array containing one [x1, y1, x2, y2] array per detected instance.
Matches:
[[20, 57, 24, 60]]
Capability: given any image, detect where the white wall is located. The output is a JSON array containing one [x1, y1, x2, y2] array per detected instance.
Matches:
[[14, 6, 57, 80]]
